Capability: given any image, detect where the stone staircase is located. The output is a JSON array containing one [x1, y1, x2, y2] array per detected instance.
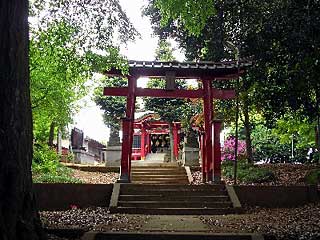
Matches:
[[109, 183, 242, 215], [131, 165, 189, 184], [144, 153, 168, 162]]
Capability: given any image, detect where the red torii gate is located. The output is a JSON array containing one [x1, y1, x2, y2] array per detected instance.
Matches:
[[133, 114, 181, 161], [104, 60, 251, 183]]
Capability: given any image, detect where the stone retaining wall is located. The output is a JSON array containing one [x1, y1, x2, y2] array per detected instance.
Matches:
[[234, 185, 319, 207], [35, 184, 319, 211], [34, 183, 113, 211]]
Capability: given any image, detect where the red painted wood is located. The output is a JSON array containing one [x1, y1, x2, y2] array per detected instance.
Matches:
[[213, 120, 223, 182], [200, 133, 206, 183], [119, 76, 137, 182], [211, 89, 235, 99], [104, 87, 235, 100], [202, 79, 213, 182], [173, 124, 179, 160], [103, 87, 127, 96], [120, 118, 130, 181], [127, 76, 137, 180], [147, 133, 151, 153], [140, 128, 146, 160]]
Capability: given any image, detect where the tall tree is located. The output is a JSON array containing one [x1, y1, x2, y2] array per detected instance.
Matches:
[[29, 0, 139, 146], [0, 0, 45, 239], [30, 21, 90, 145], [30, 0, 139, 51], [146, 0, 320, 161], [94, 76, 128, 146]]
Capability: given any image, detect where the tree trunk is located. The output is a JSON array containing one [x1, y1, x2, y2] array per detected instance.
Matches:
[[242, 94, 254, 163], [48, 122, 55, 146], [0, 1, 46, 239], [316, 95, 320, 163], [169, 124, 175, 162]]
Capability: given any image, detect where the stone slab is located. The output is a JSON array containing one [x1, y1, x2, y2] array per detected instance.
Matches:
[[141, 215, 209, 232]]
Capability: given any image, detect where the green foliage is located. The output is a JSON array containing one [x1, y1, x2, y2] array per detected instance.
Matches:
[[94, 76, 127, 130], [30, 21, 91, 141], [144, 39, 192, 124], [273, 114, 315, 150], [155, 0, 216, 36], [29, 0, 138, 143], [144, 79, 189, 123], [32, 144, 81, 183], [305, 169, 320, 185], [147, 0, 320, 129], [155, 40, 175, 61], [222, 160, 276, 184], [33, 172, 82, 184], [67, 152, 74, 162], [30, 0, 139, 51]]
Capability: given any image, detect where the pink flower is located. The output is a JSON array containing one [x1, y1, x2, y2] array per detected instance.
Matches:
[[221, 136, 247, 161]]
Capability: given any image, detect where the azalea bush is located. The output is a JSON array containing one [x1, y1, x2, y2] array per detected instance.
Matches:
[[221, 136, 247, 161]]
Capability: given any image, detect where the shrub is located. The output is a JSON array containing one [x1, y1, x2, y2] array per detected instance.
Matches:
[[222, 159, 276, 184], [221, 136, 247, 161], [32, 143, 81, 183], [305, 169, 320, 185], [33, 172, 82, 183]]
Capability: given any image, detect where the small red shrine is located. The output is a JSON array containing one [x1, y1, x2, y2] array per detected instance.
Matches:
[[131, 113, 181, 161], [104, 60, 251, 183]]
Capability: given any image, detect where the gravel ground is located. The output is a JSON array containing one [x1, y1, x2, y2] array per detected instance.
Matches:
[[201, 203, 320, 240], [70, 169, 119, 184], [41, 207, 149, 232], [42, 204, 320, 240], [191, 164, 319, 186], [48, 234, 79, 240]]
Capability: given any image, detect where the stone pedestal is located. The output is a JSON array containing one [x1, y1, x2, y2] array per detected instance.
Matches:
[[105, 145, 122, 167], [182, 147, 200, 166]]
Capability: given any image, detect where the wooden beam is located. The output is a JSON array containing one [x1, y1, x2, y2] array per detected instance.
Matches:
[[104, 87, 235, 100]]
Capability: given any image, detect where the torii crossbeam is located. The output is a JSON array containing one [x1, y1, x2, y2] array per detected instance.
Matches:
[[103, 60, 251, 183]]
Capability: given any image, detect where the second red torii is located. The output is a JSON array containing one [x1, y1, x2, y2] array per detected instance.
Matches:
[[103, 60, 251, 183]]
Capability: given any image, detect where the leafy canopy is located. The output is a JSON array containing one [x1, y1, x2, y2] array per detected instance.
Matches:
[[155, 0, 216, 35], [30, 21, 90, 141]]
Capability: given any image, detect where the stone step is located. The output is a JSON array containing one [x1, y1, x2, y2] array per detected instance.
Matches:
[[131, 169, 186, 173], [131, 180, 189, 184], [119, 195, 229, 202], [118, 201, 232, 208], [131, 163, 178, 167], [82, 231, 261, 240], [132, 176, 188, 180], [131, 168, 186, 173], [120, 184, 225, 191], [111, 207, 236, 215], [121, 189, 228, 196], [131, 173, 186, 177]]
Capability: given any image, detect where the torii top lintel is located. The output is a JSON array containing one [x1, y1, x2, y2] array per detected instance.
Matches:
[[105, 60, 252, 79]]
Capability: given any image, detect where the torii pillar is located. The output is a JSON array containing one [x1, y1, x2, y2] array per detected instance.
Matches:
[[140, 127, 147, 160], [213, 120, 223, 182], [118, 76, 137, 183], [202, 78, 214, 182], [173, 123, 180, 161]]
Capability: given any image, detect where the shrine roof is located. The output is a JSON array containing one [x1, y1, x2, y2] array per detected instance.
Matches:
[[105, 60, 253, 79]]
